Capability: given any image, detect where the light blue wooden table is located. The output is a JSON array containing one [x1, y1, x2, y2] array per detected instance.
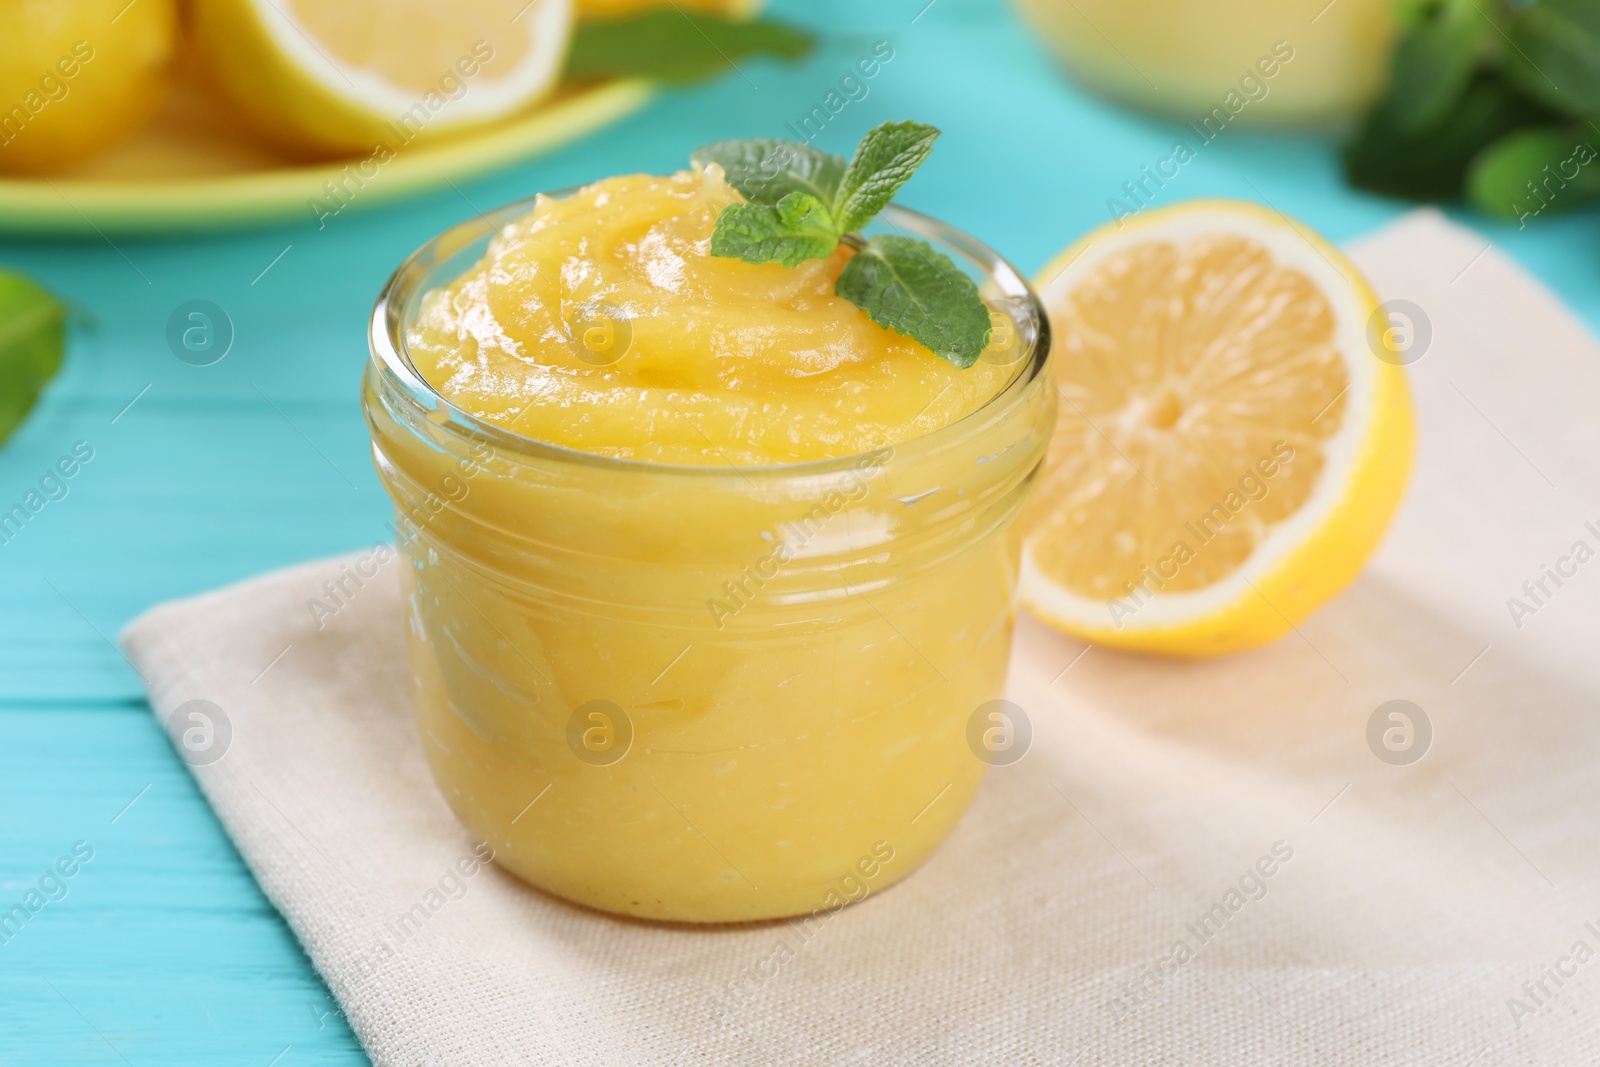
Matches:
[[2, 0, 1598, 1062]]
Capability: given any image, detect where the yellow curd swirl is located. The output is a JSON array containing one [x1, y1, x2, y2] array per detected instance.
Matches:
[[404, 166, 1013, 464]]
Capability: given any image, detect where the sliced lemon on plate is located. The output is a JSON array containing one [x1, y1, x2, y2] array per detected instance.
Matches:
[[191, 0, 573, 157], [1019, 199, 1415, 657]]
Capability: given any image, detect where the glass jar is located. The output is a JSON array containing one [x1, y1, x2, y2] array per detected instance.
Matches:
[[1012, 0, 1398, 124], [363, 196, 1055, 923]]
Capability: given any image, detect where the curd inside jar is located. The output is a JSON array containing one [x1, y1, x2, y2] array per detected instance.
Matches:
[[364, 178, 1054, 922]]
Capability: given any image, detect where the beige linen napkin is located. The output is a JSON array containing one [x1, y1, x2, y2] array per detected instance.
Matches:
[[122, 210, 1600, 1066]]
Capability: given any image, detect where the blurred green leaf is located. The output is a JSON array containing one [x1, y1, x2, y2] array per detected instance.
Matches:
[[0, 270, 66, 447], [1466, 126, 1600, 217], [1345, 73, 1557, 200], [1386, 0, 1496, 131], [1502, 0, 1600, 116], [566, 12, 813, 85]]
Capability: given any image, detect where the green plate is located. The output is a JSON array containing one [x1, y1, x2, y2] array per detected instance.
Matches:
[[0, 78, 653, 236]]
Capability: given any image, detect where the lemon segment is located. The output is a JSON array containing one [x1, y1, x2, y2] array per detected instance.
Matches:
[[191, 0, 573, 158], [1019, 199, 1414, 656], [0, 0, 177, 175]]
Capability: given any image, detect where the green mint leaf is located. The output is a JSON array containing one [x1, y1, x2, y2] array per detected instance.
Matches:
[[1383, 0, 1493, 132], [834, 235, 991, 368], [1502, 0, 1600, 117], [1466, 126, 1600, 218], [699, 122, 991, 370], [566, 12, 813, 86], [1344, 73, 1556, 200], [709, 192, 839, 268], [0, 270, 66, 447], [832, 121, 940, 235], [691, 139, 846, 207]]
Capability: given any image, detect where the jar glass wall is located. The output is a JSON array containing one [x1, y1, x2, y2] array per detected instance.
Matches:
[[363, 197, 1055, 923], [1012, 0, 1398, 124]]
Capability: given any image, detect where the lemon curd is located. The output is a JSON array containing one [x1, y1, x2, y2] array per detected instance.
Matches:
[[405, 167, 1013, 464], [364, 168, 1054, 922]]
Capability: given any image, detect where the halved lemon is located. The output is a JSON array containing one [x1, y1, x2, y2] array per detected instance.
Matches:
[[191, 0, 573, 158], [1019, 199, 1414, 657]]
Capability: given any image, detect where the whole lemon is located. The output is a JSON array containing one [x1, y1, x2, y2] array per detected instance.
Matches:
[[0, 0, 177, 175]]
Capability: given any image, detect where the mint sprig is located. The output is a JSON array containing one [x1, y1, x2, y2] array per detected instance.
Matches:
[[710, 193, 838, 267], [1344, 0, 1600, 218], [696, 121, 992, 368], [831, 121, 940, 234], [835, 236, 995, 369]]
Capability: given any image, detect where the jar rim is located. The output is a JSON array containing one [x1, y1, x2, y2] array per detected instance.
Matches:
[[367, 186, 1052, 480]]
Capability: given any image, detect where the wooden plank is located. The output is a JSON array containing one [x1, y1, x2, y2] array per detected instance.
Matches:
[[0, 704, 364, 1064]]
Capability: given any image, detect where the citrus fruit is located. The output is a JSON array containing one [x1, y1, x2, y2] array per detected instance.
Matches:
[[190, 0, 573, 158], [0, 0, 177, 175], [1019, 199, 1414, 656]]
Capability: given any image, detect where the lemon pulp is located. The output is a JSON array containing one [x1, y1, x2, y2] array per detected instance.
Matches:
[[191, 0, 570, 157], [1030, 233, 1348, 599], [283, 0, 535, 92]]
